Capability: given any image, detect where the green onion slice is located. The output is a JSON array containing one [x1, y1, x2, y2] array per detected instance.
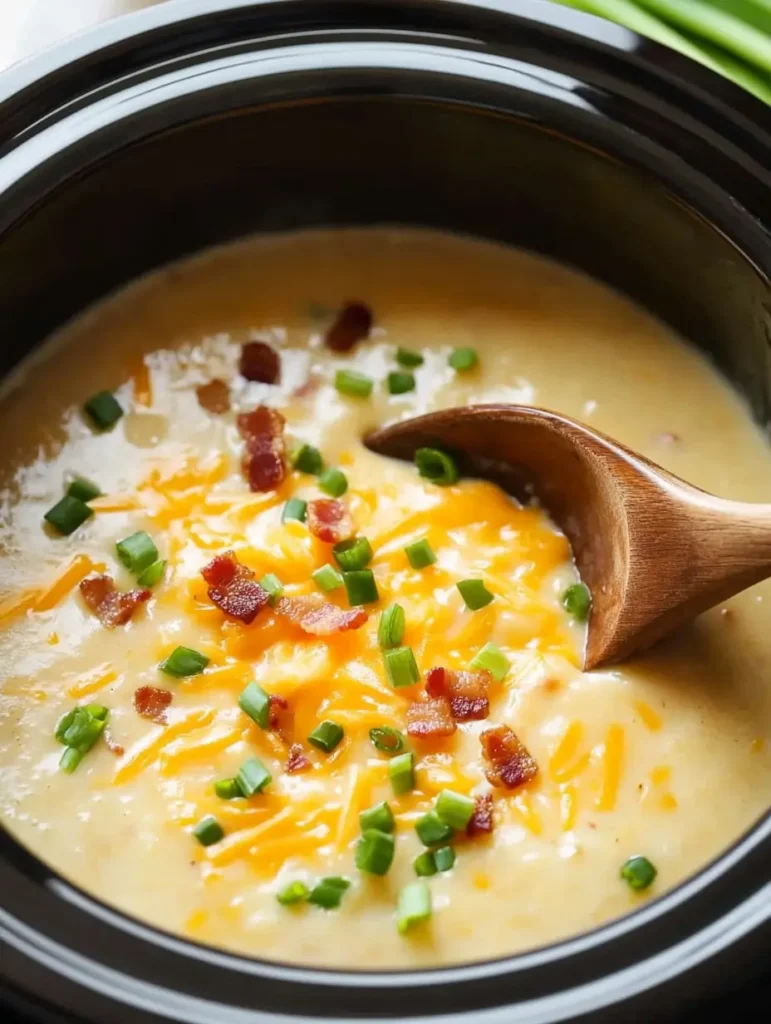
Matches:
[[318, 467, 348, 497], [159, 646, 209, 678], [292, 444, 324, 475], [277, 880, 310, 906], [333, 536, 373, 571], [413, 851, 438, 877], [66, 476, 101, 503], [137, 559, 167, 588], [312, 564, 344, 593], [369, 726, 405, 754], [563, 582, 592, 621], [433, 845, 456, 872], [282, 497, 308, 523], [355, 828, 396, 875], [448, 347, 478, 371], [236, 756, 272, 796], [387, 372, 416, 395], [259, 573, 284, 605], [470, 642, 510, 681], [343, 569, 379, 607], [415, 447, 459, 486], [238, 681, 271, 729], [214, 778, 242, 800], [384, 646, 420, 688], [308, 720, 344, 753], [389, 751, 415, 795], [457, 579, 494, 610], [359, 800, 395, 834], [308, 876, 351, 909], [44, 496, 93, 536], [396, 347, 424, 368], [193, 815, 224, 847], [404, 538, 436, 570], [397, 881, 432, 934], [335, 369, 374, 399], [620, 855, 657, 891], [435, 789, 476, 830], [84, 390, 123, 430], [377, 603, 405, 649], [415, 810, 454, 846], [116, 531, 158, 575]]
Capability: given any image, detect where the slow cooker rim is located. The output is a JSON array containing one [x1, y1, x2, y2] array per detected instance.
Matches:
[[0, 0, 769, 1020]]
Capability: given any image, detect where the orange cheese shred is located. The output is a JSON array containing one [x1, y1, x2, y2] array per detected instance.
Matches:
[[635, 701, 663, 732], [67, 662, 118, 699], [113, 708, 216, 785], [596, 723, 625, 812], [205, 806, 294, 866], [132, 358, 153, 407], [35, 554, 106, 613], [0, 588, 40, 626]]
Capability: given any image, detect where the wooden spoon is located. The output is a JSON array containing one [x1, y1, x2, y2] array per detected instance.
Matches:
[[365, 405, 771, 670]]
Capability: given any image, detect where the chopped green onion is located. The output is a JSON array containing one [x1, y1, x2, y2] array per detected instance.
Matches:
[[66, 476, 101, 503], [59, 746, 84, 773], [214, 778, 242, 800], [282, 497, 308, 523], [318, 467, 348, 497], [56, 704, 108, 773], [415, 810, 454, 846], [384, 646, 420, 688], [137, 559, 167, 588], [397, 881, 432, 934], [312, 564, 344, 593], [470, 642, 510, 681], [238, 681, 271, 729], [159, 646, 209, 678], [378, 603, 405, 649], [389, 751, 415, 795], [620, 855, 657, 892], [84, 390, 123, 430], [396, 347, 424, 368], [292, 444, 324, 475], [387, 371, 416, 395], [563, 582, 592, 621], [457, 578, 494, 610], [333, 536, 373, 571], [413, 851, 438, 877], [433, 845, 456, 872], [417, 811, 454, 843], [448, 347, 478, 371], [44, 496, 93, 536], [308, 720, 344, 753], [404, 538, 436, 570], [116, 531, 158, 575], [259, 573, 284, 605], [436, 789, 476, 830], [356, 828, 396, 875], [415, 447, 459, 486], [276, 880, 310, 906], [308, 876, 351, 909], [369, 726, 405, 754], [343, 569, 379, 606], [335, 369, 373, 399], [236, 756, 272, 796], [359, 800, 395, 834], [193, 815, 224, 847]]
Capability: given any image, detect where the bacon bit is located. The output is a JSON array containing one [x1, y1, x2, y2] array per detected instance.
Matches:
[[276, 595, 367, 636], [467, 793, 494, 836], [104, 729, 124, 757], [239, 341, 280, 384], [268, 693, 294, 744], [237, 406, 287, 492], [425, 666, 491, 721], [480, 725, 538, 790], [196, 379, 230, 414], [79, 575, 150, 628], [134, 685, 173, 724], [306, 499, 353, 544], [325, 301, 373, 352], [406, 697, 457, 739], [201, 550, 269, 624], [285, 743, 311, 774]]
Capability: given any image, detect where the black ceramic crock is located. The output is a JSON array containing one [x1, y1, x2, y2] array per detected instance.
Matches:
[[0, 1, 769, 1021]]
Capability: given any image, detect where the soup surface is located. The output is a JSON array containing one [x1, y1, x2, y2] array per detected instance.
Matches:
[[1, 229, 770, 968]]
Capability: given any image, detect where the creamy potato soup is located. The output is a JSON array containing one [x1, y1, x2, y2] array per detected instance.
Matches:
[[1, 229, 770, 969]]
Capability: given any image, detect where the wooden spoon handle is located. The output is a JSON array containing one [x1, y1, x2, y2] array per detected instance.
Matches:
[[688, 497, 771, 585]]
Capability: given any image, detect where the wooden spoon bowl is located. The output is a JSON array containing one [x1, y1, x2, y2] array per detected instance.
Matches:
[[365, 405, 771, 669]]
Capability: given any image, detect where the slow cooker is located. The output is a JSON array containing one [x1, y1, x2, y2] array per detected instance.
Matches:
[[0, 1, 769, 1021]]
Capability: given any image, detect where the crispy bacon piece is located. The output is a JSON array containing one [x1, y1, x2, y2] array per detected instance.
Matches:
[[239, 341, 280, 384], [325, 301, 373, 352], [201, 550, 269, 624], [306, 499, 353, 544], [134, 685, 173, 724], [79, 574, 150, 628], [467, 793, 494, 837], [425, 667, 492, 722], [104, 729, 124, 757], [276, 595, 367, 636], [406, 697, 457, 739], [285, 743, 311, 774], [196, 378, 230, 414], [236, 405, 287, 492], [268, 693, 295, 744], [480, 725, 538, 790]]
